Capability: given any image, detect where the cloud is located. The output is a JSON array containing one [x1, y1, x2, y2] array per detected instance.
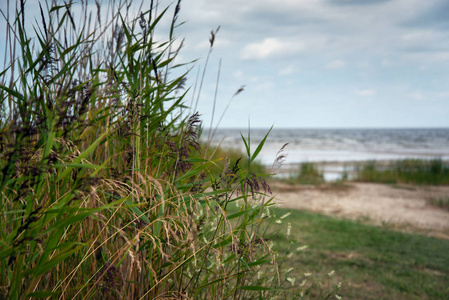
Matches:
[[178, 1, 448, 65], [240, 38, 304, 60], [401, 1, 449, 30], [326, 60, 346, 69], [399, 30, 448, 55], [356, 89, 377, 97]]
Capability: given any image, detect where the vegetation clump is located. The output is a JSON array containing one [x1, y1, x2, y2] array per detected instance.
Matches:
[[285, 162, 325, 185], [355, 159, 449, 185], [0, 1, 308, 298]]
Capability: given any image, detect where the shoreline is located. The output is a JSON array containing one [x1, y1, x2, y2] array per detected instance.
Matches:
[[271, 158, 449, 182]]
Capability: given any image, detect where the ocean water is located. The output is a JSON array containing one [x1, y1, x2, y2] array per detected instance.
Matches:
[[202, 128, 449, 180]]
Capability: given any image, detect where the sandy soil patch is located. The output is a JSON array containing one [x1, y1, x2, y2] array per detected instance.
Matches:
[[272, 182, 449, 238]]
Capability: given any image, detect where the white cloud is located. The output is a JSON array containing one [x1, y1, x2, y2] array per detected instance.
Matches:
[[326, 60, 346, 69], [240, 38, 304, 60], [356, 89, 377, 97]]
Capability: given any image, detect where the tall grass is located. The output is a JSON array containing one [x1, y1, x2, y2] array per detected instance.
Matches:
[[355, 159, 449, 185], [0, 1, 302, 298], [284, 162, 325, 185], [202, 145, 267, 178]]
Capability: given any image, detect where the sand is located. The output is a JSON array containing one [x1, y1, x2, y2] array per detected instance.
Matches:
[[271, 182, 449, 239]]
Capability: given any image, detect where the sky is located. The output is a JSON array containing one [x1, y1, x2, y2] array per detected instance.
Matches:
[[1, 0, 449, 129]]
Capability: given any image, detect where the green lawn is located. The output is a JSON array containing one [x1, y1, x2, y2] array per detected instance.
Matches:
[[264, 207, 449, 299]]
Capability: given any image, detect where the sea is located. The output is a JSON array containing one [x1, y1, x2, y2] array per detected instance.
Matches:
[[201, 128, 449, 181]]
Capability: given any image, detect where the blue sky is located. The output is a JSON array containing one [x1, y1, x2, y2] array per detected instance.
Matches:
[[1, 0, 449, 128]]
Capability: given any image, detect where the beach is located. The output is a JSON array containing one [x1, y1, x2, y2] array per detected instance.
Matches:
[[271, 181, 449, 238], [204, 128, 449, 237]]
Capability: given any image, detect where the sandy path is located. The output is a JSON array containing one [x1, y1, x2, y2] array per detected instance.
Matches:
[[272, 182, 449, 238]]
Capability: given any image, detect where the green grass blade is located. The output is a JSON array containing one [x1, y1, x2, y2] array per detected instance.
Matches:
[[240, 132, 251, 158], [250, 125, 273, 163], [57, 130, 109, 181], [227, 208, 255, 220]]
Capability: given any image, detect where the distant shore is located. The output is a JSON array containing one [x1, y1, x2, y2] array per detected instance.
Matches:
[[273, 158, 449, 182], [205, 128, 449, 174]]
